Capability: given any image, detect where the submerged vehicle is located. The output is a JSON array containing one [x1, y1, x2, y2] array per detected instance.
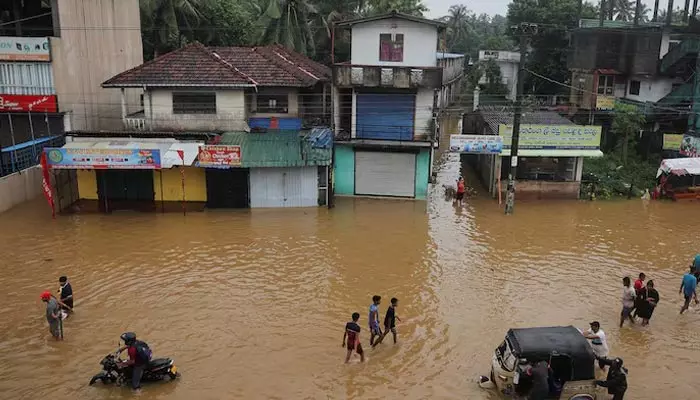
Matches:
[[88, 351, 179, 386], [489, 326, 603, 399]]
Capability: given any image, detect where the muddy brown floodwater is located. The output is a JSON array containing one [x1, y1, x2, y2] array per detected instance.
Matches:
[[1, 150, 700, 400]]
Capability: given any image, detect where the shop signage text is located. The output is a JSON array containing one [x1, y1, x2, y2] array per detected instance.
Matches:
[[449, 134, 503, 154], [498, 124, 602, 150], [0, 37, 50, 61], [0, 94, 58, 112], [596, 96, 615, 110], [197, 145, 242, 167], [44, 148, 162, 169], [662, 133, 683, 151]]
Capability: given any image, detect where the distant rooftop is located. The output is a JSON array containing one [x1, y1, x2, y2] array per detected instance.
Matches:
[[477, 107, 575, 134], [437, 52, 465, 60], [337, 10, 446, 29], [578, 19, 665, 29]]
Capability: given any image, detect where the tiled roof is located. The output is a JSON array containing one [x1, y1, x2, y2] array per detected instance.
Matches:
[[103, 43, 331, 88], [478, 107, 575, 134], [219, 131, 331, 168], [337, 10, 446, 28]]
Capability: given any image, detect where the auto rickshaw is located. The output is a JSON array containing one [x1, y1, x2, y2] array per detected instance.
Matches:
[[488, 326, 604, 399]]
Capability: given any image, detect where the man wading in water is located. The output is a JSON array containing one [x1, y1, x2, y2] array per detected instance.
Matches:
[[620, 277, 636, 327], [368, 295, 382, 346], [680, 266, 698, 314], [40, 291, 66, 340], [373, 297, 401, 347], [342, 312, 364, 363]]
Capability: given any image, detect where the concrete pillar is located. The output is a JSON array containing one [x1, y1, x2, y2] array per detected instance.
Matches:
[[473, 87, 480, 111]]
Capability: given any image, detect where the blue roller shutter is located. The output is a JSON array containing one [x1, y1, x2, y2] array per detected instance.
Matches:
[[356, 94, 415, 140]]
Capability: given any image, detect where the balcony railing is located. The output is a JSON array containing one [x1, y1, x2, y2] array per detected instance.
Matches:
[[124, 110, 146, 130], [333, 64, 442, 89]]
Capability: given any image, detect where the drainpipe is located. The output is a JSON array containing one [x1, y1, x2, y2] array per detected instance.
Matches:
[[473, 87, 480, 111], [148, 87, 154, 132], [120, 88, 127, 127]]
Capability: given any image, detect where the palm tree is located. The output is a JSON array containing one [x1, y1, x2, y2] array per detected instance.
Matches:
[[444, 5, 470, 50], [140, 0, 208, 58], [256, 0, 326, 57]]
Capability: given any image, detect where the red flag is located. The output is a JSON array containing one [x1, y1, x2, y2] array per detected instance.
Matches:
[[176, 149, 184, 162], [40, 152, 56, 219]]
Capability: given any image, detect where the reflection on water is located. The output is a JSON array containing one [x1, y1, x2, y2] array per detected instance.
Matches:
[[1, 149, 699, 399]]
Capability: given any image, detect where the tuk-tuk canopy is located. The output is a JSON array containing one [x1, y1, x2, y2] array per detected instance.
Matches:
[[506, 326, 595, 381], [656, 157, 700, 178]]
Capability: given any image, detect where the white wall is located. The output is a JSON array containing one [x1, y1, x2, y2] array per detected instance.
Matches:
[[438, 56, 465, 83], [415, 88, 434, 139], [350, 18, 438, 67], [477, 58, 519, 101], [624, 77, 681, 103], [144, 89, 247, 131], [0, 166, 42, 214]]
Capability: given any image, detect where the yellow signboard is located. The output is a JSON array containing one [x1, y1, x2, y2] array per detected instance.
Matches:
[[498, 124, 602, 150], [662, 133, 683, 151], [596, 96, 615, 110]]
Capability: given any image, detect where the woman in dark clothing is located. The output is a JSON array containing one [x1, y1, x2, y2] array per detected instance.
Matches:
[[637, 280, 659, 325]]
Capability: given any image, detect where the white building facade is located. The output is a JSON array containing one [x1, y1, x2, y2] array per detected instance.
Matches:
[[478, 50, 520, 101]]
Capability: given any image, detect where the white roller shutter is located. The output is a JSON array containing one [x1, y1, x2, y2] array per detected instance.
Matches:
[[355, 151, 416, 197], [250, 167, 317, 208]]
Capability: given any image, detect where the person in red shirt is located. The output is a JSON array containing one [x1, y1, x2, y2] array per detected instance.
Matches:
[[342, 312, 364, 363], [632, 272, 646, 319], [456, 177, 466, 206], [117, 332, 150, 391]]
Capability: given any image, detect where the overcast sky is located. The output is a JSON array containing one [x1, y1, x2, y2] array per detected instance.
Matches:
[[423, 0, 660, 19]]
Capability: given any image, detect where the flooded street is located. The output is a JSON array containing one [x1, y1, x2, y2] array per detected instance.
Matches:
[[1, 150, 700, 399]]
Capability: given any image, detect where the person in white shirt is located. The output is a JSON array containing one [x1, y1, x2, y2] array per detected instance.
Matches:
[[583, 321, 609, 370], [620, 276, 636, 328]]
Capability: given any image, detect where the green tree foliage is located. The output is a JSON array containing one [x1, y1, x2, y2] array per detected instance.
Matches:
[[611, 102, 646, 164], [507, 0, 597, 95], [440, 5, 513, 58], [254, 0, 326, 57]]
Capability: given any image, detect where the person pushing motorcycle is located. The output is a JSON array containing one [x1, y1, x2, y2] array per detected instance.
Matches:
[[117, 332, 151, 391]]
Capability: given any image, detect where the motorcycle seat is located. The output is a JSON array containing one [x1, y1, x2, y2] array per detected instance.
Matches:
[[148, 358, 171, 369]]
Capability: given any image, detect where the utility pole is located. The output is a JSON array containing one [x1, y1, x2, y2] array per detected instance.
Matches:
[[505, 23, 536, 215]]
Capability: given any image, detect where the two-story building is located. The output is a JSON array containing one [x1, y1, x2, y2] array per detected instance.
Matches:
[[0, 0, 143, 177], [44, 42, 333, 213], [332, 11, 462, 199], [478, 50, 520, 101]]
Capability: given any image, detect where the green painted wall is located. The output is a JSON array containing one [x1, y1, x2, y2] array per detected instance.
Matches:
[[414, 149, 430, 199], [334, 145, 355, 195]]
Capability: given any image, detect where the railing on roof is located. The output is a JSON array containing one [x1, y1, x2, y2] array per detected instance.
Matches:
[[0, 135, 65, 177], [333, 64, 443, 89], [124, 110, 147, 131]]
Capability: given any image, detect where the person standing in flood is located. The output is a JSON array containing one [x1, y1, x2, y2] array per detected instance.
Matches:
[[373, 297, 401, 347], [631, 273, 645, 319], [680, 266, 698, 314], [637, 280, 659, 325], [583, 321, 609, 370], [40, 291, 62, 340], [342, 312, 364, 363], [57, 276, 73, 314], [368, 295, 382, 346], [456, 177, 466, 206], [620, 277, 636, 328]]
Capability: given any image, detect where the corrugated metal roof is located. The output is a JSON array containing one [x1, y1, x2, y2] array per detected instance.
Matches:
[[437, 52, 465, 59], [501, 149, 604, 157], [578, 19, 665, 29], [336, 11, 446, 28], [478, 108, 576, 134], [219, 131, 332, 168]]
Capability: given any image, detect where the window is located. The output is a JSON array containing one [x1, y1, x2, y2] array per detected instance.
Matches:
[[629, 80, 641, 96], [172, 92, 216, 114], [379, 33, 404, 62], [597, 75, 615, 95], [256, 94, 288, 113]]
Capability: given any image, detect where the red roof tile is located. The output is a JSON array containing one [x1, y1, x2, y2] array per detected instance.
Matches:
[[103, 43, 330, 88]]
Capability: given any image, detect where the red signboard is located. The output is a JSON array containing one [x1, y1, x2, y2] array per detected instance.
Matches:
[[197, 145, 242, 167], [0, 94, 58, 112]]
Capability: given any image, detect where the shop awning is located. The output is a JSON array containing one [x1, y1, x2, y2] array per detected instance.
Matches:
[[500, 149, 604, 157], [656, 157, 700, 177]]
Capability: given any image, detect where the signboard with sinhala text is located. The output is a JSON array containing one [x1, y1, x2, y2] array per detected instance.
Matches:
[[497, 124, 602, 150], [197, 145, 242, 167], [0, 37, 50, 61], [44, 148, 161, 169], [449, 135, 503, 154], [662, 134, 683, 151]]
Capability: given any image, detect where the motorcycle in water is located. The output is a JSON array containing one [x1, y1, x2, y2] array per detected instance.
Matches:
[[88, 350, 180, 386]]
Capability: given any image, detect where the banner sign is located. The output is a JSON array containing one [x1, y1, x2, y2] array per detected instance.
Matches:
[[449, 134, 503, 154], [680, 134, 700, 157], [197, 145, 242, 167], [39, 152, 55, 218], [0, 37, 50, 61], [44, 148, 161, 169], [498, 124, 602, 150], [0, 94, 58, 112], [596, 96, 615, 110], [662, 133, 683, 151]]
